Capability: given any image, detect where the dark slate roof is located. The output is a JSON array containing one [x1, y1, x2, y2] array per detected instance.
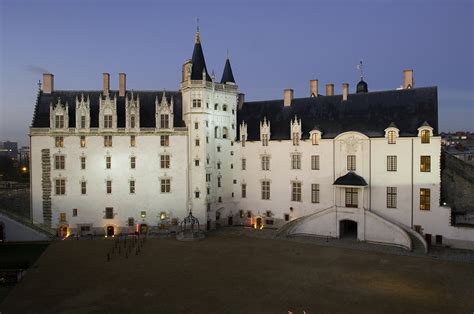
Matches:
[[31, 90, 184, 128], [237, 86, 438, 140], [333, 172, 368, 186], [220, 58, 236, 84], [191, 39, 212, 82]]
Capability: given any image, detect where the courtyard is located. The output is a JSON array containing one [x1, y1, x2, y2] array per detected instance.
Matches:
[[1, 230, 474, 314]]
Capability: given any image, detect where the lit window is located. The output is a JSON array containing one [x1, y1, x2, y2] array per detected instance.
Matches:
[[161, 179, 171, 193], [104, 136, 112, 147], [130, 181, 135, 194], [421, 130, 430, 144], [160, 155, 170, 169], [311, 155, 320, 170], [80, 136, 86, 148], [160, 212, 167, 220], [161, 135, 169, 147], [420, 188, 430, 210], [388, 131, 396, 144], [104, 115, 113, 129], [291, 155, 301, 170], [387, 156, 397, 171], [141, 211, 146, 218], [420, 156, 431, 172], [311, 133, 319, 145], [55, 136, 64, 148], [387, 187, 397, 208], [311, 184, 320, 203], [291, 182, 301, 202], [347, 155, 356, 171], [130, 135, 136, 147], [292, 133, 300, 146], [55, 179, 66, 195], [60, 213, 66, 222], [261, 181, 270, 200]]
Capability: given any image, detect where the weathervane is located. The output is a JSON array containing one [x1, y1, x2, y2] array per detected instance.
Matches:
[[357, 60, 364, 80], [195, 17, 201, 43], [196, 17, 200, 32]]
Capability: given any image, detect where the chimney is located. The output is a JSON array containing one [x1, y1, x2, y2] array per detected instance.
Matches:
[[342, 83, 349, 101], [284, 89, 294, 107], [42, 73, 54, 94], [310, 79, 318, 97], [238, 93, 245, 110], [119, 73, 126, 97], [403, 69, 414, 89], [103, 73, 110, 95], [325, 84, 334, 96]]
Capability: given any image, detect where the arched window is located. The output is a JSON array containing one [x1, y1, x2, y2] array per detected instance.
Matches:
[[421, 130, 430, 144], [214, 126, 219, 138], [222, 127, 228, 139], [130, 114, 136, 128], [214, 103, 219, 110], [223, 104, 227, 111]]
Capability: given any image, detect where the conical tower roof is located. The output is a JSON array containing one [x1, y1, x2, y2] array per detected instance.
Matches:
[[220, 56, 236, 84], [190, 29, 212, 82]]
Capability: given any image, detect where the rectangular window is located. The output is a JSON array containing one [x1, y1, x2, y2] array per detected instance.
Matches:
[[195, 159, 200, 167], [291, 155, 301, 170], [241, 184, 247, 198], [311, 184, 320, 203], [388, 131, 396, 144], [291, 182, 302, 202], [347, 155, 356, 171], [130, 156, 136, 169], [160, 114, 169, 128], [80, 136, 86, 148], [206, 173, 211, 182], [387, 187, 397, 208], [160, 155, 170, 169], [345, 188, 358, 207], [292, 133, 299, 146], [104, 115, 113, 129], [262, 134, 269, 146], [218, 177, 222, 188], [160, 135, 169, 147], [387, 156, 397, 171], [55, 179, 66, 195], [194, 122, 199, 130], [130, 115, 136, 128], [105, 207, 114, 219], [311, 155, 320, 170], [104, 135, 112, 147], [80, 115, 86, 129], [54, 155, 65, 170], [60, 213, 66, 222], [130, 180, 135, 194], [242, 158, 246, 170], [130, 135, 136, 147], [55, 114, 64, 128], [217, 162, 221, 169], [311, 133, 319, 145], [81, 181, 86, 195], [195, 191, 200, 198], [106, 156, 111, 169], [106, 180, 112, 194], [421, 130, 430, 144], [420, 156, 431, 172], [195, 139, 200, 146], [241, 135, 246, 147], [128, 217, 135, 226], [73, 208, 78, 217], [192, 99, 201, 108], [261, 156, 270, 171], [55, 136, 64, 148], [261, 181, 270, 200], [161, 179, 171, 193], [420, 188, 430, 210], [80, 157, 86, 170]]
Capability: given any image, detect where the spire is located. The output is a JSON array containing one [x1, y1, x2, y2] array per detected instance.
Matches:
[[220, 51, 236, 84], [190, 20, 211, 82]]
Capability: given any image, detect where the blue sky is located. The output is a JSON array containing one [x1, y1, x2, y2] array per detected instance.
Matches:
[[1, 0, 473, 146]]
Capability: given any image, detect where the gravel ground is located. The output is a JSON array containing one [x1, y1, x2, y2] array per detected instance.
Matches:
[[1, 230, 474, 314]]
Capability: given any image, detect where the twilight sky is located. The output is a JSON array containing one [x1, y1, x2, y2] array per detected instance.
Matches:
[[0, 0, 473, 146]]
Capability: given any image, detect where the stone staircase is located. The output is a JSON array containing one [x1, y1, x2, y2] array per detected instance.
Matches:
[[0, 208, 55, 239]]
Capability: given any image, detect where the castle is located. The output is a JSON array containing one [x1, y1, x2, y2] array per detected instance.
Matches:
[[29, 29, 474, 250]]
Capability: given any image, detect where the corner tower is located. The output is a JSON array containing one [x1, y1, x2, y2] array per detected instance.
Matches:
[[181, 27, 239, 229]]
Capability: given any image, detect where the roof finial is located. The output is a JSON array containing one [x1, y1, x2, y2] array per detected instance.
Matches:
[[227, 48, 229, 60], [357, 60, 364, 80], [195, 17, 200, 44]]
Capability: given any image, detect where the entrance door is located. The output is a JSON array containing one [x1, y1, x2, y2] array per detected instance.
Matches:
[[0, 223, 4, 242], [345, 188, 358, 208], [339, 220, 357, 238], [106, 226, 114, 237], [228, 216, 233, 226], [60, 225, 68, 238], [255, 217, 263, 229], [139, 224, 148, 234]]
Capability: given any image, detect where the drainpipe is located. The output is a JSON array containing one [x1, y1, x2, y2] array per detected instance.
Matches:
[[411, 138, 414, 228]]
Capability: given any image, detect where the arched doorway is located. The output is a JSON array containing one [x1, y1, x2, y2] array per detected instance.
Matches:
[[139, 224, 148, 234], [228, 216, 233, 226], [106, 226, 114, 237], [255, 217, 263, 229], [59, 225, 68, 238], [339, 220, 357, 239]]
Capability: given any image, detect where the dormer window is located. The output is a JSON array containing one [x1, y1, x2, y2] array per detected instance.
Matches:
[[293, 133, 300, 146], [80, 115, 86, 129], [311, 133, 319, 145], [104, 115, 112, 129], [290, 116, 301, 147], [160, 114, 169, 129], [55, 114, 64, 129], [130, 114, 136, 128], [421, 130, 430, 144], [262, 134, 269, 146], [260, 117, 270, 147], [388, 131, 396, 144]]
